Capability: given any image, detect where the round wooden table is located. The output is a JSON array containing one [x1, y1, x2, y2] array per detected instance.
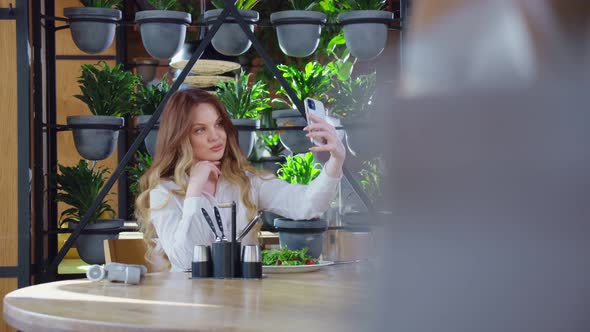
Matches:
[[3, 263, 369, 332]]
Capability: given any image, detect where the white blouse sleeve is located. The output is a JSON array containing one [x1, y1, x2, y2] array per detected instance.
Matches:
[[149, 188, 214, 270], [253, 170, 341, 220]]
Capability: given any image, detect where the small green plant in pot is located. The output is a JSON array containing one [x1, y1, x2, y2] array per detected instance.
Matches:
[[127, 150, 153, 216], [205, 0, 261, 56], [273, 61, 336, 154], [270, 0, 327, 58], [135, 74, 171, 156], [64, 1, 122, 54], [272, 152, 328, 258], [69, 61, 139, 161], [337, 0, 394, 61], [135, 0, 192, 59], [52, 160, 123, 265], [216, 70, 269, 158]]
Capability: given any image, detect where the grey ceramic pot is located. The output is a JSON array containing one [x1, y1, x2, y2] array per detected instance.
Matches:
[[272, 109, 311, 154], [274, 218, 328, 258], [63, 7, 121, 54], [69, 219, 124, 265], [204, 9, 259, 56], [136, 115, 159, 156], [338, 10, 394, 61], [270, 10, 326, 58], [232, 118, 259, 158], [134, 58, 159, 84], [67, 115, 124, 161], [135, 10, 191, 60]]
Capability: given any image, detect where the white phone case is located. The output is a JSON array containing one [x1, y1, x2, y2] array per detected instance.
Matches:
[[304, 97, 327, 146]]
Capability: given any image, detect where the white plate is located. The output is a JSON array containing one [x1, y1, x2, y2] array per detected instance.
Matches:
[[262, 260, 334, 274]]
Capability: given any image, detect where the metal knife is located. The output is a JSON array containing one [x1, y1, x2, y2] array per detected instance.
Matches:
[[237, 211, 263, 242], [213, 206, 227, 241], [201, 208, 220, 241]]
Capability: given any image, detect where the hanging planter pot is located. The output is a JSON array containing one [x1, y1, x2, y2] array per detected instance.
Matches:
[[274, 218, 328, 258], [69, 219, 124, 265], [67, 115, 124, 161], [63, 7, 121, 54], [272, 109, 311, 155], [232, 118, 260, 158], [136, 115, 159, 157], [270, 10, 326, 58], [135, 10, 192, 60], [133, 58, 159, 84], [338, 10, 394, 61], [203, 9, 259, 56]]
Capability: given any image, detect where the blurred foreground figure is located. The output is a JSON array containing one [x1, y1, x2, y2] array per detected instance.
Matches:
[[364, 1, 590, 332], [402, 0, 590, 96]]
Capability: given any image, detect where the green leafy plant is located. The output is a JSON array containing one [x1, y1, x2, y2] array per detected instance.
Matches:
[[330, 72, 376, 118], [128, 151, 153, 196], [211, 0, 261, 10], [288, 0, 318, 10], [147, 0, 177, 10], [316, 0, 350, 59], [276, 152, 321, 185], [345, 0, 386, 10], [260, 132, 285, 157], [262, 247, 318, 266], [359, 156, 384, 204], [276, 62, 336, 107], [74, 61, 139, 117], [135, 74, 171, 116], [80, 0, 122, 7], [52, 160, 115, 226], [216, 70, 270, 119]]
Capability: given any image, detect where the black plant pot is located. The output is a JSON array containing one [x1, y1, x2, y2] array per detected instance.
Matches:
[[68, 219, 124, 265]]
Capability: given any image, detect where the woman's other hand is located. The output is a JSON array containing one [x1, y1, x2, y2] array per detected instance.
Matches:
[[186, 161, 221, 197], [304, 112, 346, 162], [304, 112, 346, 178]]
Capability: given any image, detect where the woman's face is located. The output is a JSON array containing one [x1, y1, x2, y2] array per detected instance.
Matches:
[[189, 103, 227, 162]]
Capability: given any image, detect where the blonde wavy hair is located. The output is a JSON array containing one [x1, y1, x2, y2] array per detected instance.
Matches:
[[135, 88, 268, 270]]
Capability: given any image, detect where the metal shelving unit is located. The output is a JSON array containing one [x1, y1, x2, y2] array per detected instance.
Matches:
[[32, 0, 407, 282]]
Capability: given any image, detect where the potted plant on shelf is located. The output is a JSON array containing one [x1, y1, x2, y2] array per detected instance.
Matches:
[[52, 160, 123, 265], [329, 72, 376, 157], [270, 0, 327, 57], [69, 61, 139, 161], [271, 152, 328, 258], [273, 61, 335, 154], [251, 132, 286, 174], [64, 0, 122, 54], [216, 70, 269, 158], [204, 0, 261, 56], [135, 0, 192, 59], [337, 0, 394, 61], [127, 150, 153, 216], [135, 74, 171, 156]]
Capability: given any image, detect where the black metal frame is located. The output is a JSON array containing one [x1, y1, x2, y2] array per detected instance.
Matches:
[[35, 0, 407, 281], [0, 0, 31, 288]]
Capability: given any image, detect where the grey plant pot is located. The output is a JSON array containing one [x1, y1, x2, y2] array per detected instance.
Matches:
[[232, 118, 259, 158], [68, 219, 124, 265], [272, 109, 311, 154], [67, 115, 124, 161], [135, 10, 191, 60], [204, 9, 259, 56], [63, 7, 121, 54], [341, 116, 376, 159], [134, 58, 159, 84], [274, 218, 328, 258], [338, 10, 394, 61], [270, 11, 326, 58], [136, 115, 159, 156]]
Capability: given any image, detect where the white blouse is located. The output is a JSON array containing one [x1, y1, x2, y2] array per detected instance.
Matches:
[[149, 170, 341, 271]]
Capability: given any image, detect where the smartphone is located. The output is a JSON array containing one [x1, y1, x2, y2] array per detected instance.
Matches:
[[304, 97, 327, 146]]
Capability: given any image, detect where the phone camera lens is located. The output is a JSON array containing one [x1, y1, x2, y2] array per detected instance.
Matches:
[[307, 99, 315, 110]]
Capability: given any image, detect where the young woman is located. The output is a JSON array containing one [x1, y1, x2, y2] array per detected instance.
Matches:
[[135, 89, 345, 271]]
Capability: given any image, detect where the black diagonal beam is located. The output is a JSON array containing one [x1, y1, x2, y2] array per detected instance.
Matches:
[[224, 0, 378, 217], [45, 7, 234, 277]]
